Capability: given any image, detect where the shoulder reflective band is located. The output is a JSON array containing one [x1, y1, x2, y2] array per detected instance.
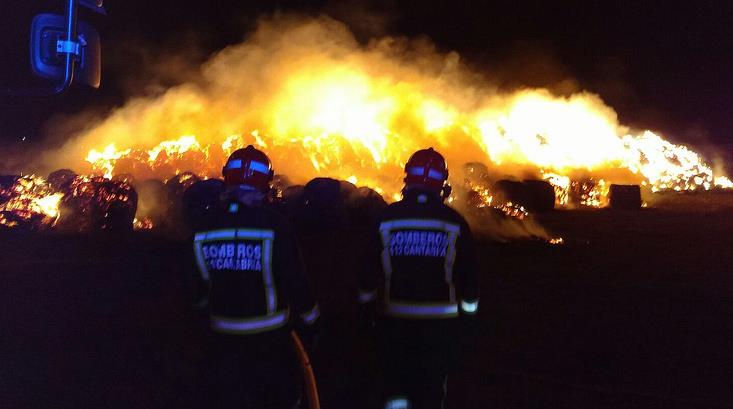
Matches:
[[225, 159, 243, 169], [300, 304, 320, 325], [460, 298, 479, 314], [195, 229, 236, 241], [358, 289, 377, 303], [384, 396, 411, 409], [384, 302, 458, 318], [249, 160, 270, 175], [195, 228, 275, 241], [211, 309, 289, 334]]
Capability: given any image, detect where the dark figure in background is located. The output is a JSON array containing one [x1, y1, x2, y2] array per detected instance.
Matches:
[[358, 148, 480, 409], [190, 145, 320, 409], [289, 178, 387, 409]]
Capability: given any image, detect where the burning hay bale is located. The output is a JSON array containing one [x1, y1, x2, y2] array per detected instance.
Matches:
[[493, 180, 530, 209], [0, 175, 62, 230], [134, 179, 167, 230], [163, 172, 201, 227], [609, 184, 642, 210], [570, 178, 609, 208], [47, 169, 78, 191], [56, 177, 138, 232], [523, 180, 556, 213], [490, 179, 556, 213]]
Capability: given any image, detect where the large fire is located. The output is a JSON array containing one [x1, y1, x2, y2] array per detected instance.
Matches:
[[61, 17, 729, 203], [3, 17, 732, 232]]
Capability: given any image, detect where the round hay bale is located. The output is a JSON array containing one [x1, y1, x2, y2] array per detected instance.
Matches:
[[164, 172, 201, 225], [47, 169, 77, 191], [304, 177, 342, 206], [493, 180, 529, 208], [182, 179, 225, 230], [57, 177, 137, 232], [609, 184, 642, 210], [134, 179, 167, 226], [523, 179, 556, 213], [350, 186, 387, 229]]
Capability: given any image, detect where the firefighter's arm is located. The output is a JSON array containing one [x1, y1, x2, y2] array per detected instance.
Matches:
[[455, 222, 480, 316], [357, 229, 381, 329], [280, 224, 320, 330]]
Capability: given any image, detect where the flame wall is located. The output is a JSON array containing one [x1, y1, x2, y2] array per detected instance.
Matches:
[[34, 15, 729, 199]]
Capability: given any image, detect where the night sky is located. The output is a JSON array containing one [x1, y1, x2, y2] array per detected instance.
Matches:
[[1, 0, 732, 164]]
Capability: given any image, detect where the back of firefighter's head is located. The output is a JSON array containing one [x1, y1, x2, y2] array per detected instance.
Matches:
[[404, 147, 451, 199], [222, 145, 274, 192]]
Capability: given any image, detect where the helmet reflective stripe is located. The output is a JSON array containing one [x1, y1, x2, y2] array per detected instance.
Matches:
[[460, 298, 479, 314], [407, 166, 424, 176], [407, 166, 445, 181], [211, 309, 289, 334], [300, 304, 320, 325], [225, 159, 243, 169], [248, 160, 270, 174], [427, 168, 444, 180], [384, 396, 411, 409], [384, 301, 459, 318]]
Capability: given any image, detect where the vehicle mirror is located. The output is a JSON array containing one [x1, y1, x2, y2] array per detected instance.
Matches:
[[29, 13, 101, 89]]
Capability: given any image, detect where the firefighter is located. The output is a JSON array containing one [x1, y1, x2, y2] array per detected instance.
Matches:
[[191, 145, 320, 409], [358, 148, 480, 409]]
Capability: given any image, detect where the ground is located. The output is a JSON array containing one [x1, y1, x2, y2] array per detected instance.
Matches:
[[1, 193, 732, 408]]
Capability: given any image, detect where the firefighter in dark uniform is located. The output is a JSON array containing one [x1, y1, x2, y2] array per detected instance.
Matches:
[[358, 148, 480, 409], [191, 145, 320, 409]]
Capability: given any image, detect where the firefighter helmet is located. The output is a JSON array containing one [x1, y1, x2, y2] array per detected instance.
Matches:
[[222, 145, 274, 191], [404, 147, 451, 197]]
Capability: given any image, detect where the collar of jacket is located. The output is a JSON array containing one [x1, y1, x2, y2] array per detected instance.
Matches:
[[222, 185, 266, 208], [402, 186, 441, 203]]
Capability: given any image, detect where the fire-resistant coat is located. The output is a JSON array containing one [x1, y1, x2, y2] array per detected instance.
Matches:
[[192, 201, 319, 335], [359, 188, 480, 318]]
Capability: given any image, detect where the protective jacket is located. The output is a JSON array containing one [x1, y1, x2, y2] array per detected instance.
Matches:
[[359, 188, 480, 319], [192, 199, 319, 335]]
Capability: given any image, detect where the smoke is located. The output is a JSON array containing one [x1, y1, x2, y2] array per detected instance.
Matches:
[[12, 13, 728, 239]]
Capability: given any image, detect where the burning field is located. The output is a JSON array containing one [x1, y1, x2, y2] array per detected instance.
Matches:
[[2, 16, 732, 235]]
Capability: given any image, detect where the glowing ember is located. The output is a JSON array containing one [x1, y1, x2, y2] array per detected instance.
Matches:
[[133, 217, 155, 230], [570, 179, 610, 208], [0, 175, 62, 229], [548, 237, 564, 245], [541, 172, 571, 206], [56, 176, 138, 232]]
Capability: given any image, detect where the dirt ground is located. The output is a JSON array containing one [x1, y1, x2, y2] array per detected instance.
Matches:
[[1, 193, 732, 408]]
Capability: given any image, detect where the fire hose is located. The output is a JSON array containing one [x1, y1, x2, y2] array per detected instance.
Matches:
[[291, 331, 321, 409]]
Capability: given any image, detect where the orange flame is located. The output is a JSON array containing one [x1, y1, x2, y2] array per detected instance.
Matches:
[[40, 17, 728, 205]]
